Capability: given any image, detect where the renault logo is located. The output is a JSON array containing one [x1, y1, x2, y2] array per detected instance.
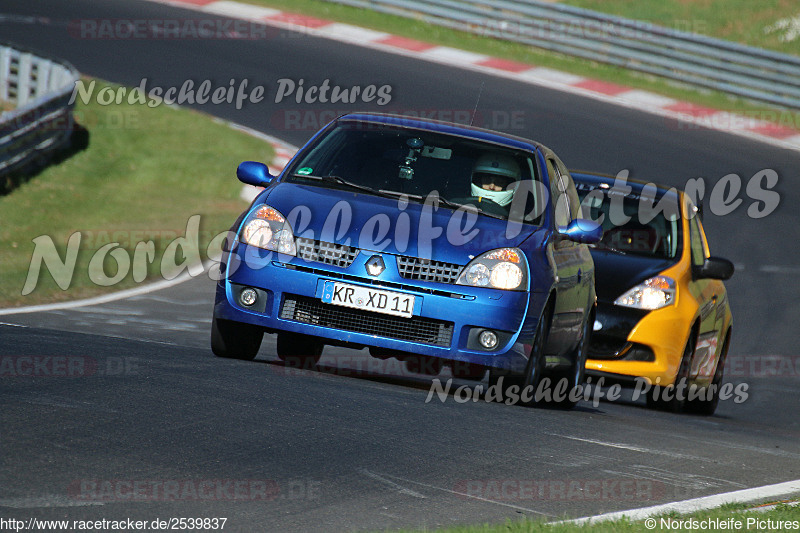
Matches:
[[365, 255, 386, 276]]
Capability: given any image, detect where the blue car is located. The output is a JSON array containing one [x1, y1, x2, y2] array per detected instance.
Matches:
[[212, 113, 601, 407]]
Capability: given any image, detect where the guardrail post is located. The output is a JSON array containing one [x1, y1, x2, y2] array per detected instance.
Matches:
[[17, 52, 32, 106], [0, 48, 10, 102]]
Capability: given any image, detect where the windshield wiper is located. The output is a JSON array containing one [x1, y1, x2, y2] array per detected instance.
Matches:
[[377, 190, 423, 201], [377, 190, 462, 211], [444, 198, 508, 220], [291, 174, 388, 197]]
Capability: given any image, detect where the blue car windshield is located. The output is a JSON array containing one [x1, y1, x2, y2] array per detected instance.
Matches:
[[285, 121, 544, 225], [577, 186, 682, 260]]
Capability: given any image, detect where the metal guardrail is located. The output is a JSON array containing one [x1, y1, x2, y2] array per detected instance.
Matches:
[[0, 42, 80, 188], [323, 0, 800, 110]]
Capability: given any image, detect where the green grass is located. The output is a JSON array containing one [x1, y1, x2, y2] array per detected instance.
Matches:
[[245, 0, 799, 124], [0, 79, 273, 308], [563, 0, 800, 56], [397, 499, 800, 532]]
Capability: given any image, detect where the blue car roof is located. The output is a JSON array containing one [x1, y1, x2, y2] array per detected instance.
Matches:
[[335, 113, 543, 153]]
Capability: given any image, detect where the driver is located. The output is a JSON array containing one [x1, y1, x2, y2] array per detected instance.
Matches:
[[470, 153, 521, 206]]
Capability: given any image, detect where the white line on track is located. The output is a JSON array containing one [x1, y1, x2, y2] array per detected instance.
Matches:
[[560, 478, 800, 525], [550, 434, 708, 461], [758, 265, 800, 274], [358, 469, 427, 499], [361, 470, 553, 517], [0, 263, 210, 316], [667, 433, 800, 460]]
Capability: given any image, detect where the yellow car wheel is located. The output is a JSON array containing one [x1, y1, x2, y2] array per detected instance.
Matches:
[[685, 331, 731, 416]]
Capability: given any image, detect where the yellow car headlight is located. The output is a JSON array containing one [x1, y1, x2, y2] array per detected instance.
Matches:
[[614, 276, 675, 310]]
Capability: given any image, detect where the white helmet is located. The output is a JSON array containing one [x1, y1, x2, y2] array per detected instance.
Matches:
[[470, 153, 521, 207]]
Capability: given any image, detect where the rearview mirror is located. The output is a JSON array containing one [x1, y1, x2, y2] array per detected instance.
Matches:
[[237, 161, 274, 187], [696, 256, 734, 280], [560, 219, 603, 244]]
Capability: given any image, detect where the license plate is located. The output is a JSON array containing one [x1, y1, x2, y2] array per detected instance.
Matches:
[[321, 281, 415, 318]]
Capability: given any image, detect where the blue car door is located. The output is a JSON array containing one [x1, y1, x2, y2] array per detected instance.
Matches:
[[545, 156, 584, 357]]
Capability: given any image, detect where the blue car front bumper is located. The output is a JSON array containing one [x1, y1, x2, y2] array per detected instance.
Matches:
[[213, 243, 549, 373]]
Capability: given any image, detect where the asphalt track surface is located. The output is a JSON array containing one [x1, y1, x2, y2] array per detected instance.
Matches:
[[2, 0, 800, 531]]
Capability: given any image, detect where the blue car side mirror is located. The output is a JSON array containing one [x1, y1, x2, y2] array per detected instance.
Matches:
[[560, 218, 603, 244], [237, 161, 274, 187]]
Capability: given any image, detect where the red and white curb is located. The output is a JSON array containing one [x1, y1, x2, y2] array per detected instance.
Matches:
[[145, 0, 800, 152]]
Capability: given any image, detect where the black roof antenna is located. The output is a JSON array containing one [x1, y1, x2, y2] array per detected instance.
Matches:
[[470, 82, 485, 126]]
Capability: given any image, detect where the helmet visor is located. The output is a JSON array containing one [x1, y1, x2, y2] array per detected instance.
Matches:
[[472, 172, 515, 191]]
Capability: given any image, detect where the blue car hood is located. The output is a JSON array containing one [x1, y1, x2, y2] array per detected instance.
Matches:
[[259, 183, 538, 262]]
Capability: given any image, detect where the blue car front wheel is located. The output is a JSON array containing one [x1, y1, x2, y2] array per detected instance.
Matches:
[[211, 316, 263, 361], [489, 303, 552, 407], [547, 311, 591, 410], [276, 332, 324, 369]]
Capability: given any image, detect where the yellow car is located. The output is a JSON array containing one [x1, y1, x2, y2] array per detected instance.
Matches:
[[573, 172, 734, 414]]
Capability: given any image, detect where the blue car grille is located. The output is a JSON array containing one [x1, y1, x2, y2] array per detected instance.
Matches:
[[396, 256, 463, 284], [280, 294, 454, 347], [296, 238, 359, 268]]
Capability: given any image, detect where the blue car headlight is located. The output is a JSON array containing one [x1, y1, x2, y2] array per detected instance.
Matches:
[[456, 248, 528, 291], [239, 205, 297, 256]]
